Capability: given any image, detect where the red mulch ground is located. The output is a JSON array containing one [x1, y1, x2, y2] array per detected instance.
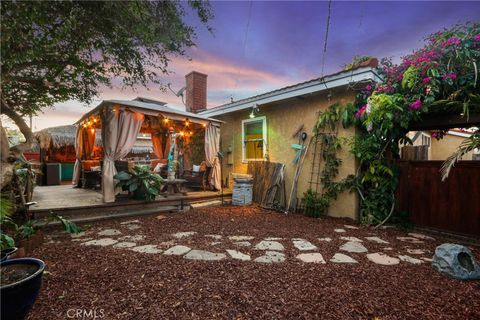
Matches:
[[26, 205, 480, 320]]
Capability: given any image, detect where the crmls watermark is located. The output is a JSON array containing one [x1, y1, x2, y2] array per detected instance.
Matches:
[[66, 308, 105, 319]]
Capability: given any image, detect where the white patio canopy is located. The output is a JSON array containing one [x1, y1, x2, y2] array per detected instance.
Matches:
[[74, 98, 223, 203]]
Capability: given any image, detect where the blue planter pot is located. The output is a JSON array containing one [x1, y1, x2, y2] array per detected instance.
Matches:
[[1, 258, 45, 320], [1, 248, 18, 262]]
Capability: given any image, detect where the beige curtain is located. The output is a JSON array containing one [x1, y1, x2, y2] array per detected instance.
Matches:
[[151, 133, 163, 159], [205, 123, 221, 190], [101, 108, 144, 202], [72, 126, 84, 187], [83, 128, 96, 159]]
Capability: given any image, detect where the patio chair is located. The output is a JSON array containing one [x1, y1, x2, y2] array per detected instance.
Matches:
[[182, 161, 212, 191]]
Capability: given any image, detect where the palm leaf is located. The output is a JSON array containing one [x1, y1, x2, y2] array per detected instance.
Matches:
[[441, 132, 480, 181]]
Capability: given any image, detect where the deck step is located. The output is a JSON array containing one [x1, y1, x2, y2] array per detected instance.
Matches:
[[190, 200, 223, 209]]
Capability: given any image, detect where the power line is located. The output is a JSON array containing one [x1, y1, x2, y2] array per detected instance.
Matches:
[[320, 0, 332, 78], [233, 0, 253, 96]]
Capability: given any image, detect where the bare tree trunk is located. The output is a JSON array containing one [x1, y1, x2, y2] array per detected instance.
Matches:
[[0, 118, 14, 189], [1, 98, 34, 158]]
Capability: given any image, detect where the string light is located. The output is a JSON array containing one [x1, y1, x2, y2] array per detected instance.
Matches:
[[163, 118, 169, 123], [185, 118, 190, 126], [179, 131, 184, 136]]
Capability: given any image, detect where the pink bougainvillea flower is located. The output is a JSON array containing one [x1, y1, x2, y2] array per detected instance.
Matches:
[[422, 77, 431, 84], [409, 99, 422, 110], [425, 87, 432, 94], [442, 73, 457, 80], [473, 35, 480, 41], [354, 105, 367, 119], [366, 85, 372, 91], [441, 37, 461, 47]]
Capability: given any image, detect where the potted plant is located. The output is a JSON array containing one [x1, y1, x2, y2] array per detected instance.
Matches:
[[114, 164, 164, 201]]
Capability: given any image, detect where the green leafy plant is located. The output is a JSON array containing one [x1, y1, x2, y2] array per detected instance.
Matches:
[[115, 165, 164, 201]]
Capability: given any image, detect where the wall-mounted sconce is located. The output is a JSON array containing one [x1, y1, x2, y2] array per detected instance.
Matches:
[[249, 104, 260, 119]]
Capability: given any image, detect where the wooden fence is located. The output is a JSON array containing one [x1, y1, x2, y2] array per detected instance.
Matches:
[[395, 160, 480, 237]]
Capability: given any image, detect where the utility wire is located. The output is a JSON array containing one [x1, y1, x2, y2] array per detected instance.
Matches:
[[233, 0, 253, 99], [320, 0, 332, 78]]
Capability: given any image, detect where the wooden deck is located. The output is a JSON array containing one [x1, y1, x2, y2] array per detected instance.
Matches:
[[31, 185, 231, 222]]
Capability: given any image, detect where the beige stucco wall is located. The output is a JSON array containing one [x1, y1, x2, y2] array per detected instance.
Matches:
[[216, 90, 359, 220], [431, 133, 475, 160]]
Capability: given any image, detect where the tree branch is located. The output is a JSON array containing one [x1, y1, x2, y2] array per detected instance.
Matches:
[[0, 97, 34, 157]]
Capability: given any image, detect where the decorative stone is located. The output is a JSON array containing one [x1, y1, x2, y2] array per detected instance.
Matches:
[[156, 215, 167, 220], [330, 253, 358, 264], [234, 241, 251, 247], [255, 240, 284, 251], [254, 251, 286, 263], [131, 245, 162, 254], [367, 252, 400, 265], [408, 232, 435, 241], [292, 239, 317, 251], [184, 250, 226, 261], [72, 238, 92, 242], [98, 229, 122, 236], [164, 245, 191, 256], [82, 238, 118, 247], [205, 234, 222, 240], [227, 249, 251, 261], [120, 219, 140, 224], [422, 257, 433, 262], [318, 237, 332, 242], [340, 236, 363, 242], [340, 241, 368, 253], [334, 229, 346, 233], [113, 242, 137, 248], [71, 232, 86, 238], [229, 235, 255, 241], [265, 237, 283, 241], [344, 225, 359, 229], [118, 235, 145, 242], [397, 236, 424, 244], [296, 253, 325, 263], [432, 243, 480, 280], [383, 247, 393, 251], [407, 248, 426, 255], [173, 231, 196, 239], [125, 224, 141, 230], [398, 255, 424, 265], [365, 236, 389, 244]]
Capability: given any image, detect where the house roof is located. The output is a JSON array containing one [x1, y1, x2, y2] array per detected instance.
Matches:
[[199, 64, 383, 118]]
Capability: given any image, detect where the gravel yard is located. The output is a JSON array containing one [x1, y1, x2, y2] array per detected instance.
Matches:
[[28, 205, 480, 319]]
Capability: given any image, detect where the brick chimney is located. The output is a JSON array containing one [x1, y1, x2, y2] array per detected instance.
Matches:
[[185, 71, 207, 113]]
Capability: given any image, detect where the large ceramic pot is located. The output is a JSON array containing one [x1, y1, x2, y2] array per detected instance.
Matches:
[[0, 247, 18, 262], [1, 258, 45, 320]]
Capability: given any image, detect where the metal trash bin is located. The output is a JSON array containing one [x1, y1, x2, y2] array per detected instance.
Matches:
[[232, 173, 253, 206]]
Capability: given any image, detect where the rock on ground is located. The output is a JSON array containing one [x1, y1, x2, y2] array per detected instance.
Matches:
[[130, 245, 162, 254], [367, 253, 400, 265], [365, 236, 389, 244], [112, 242, 137, 248], [82, 238, 118, 247], [173, 231, 197, 239], [296, 253, 325, 263], [254, 251, 286, 263], [330, 253, 358, 264], [292, 239, 317, 251], [340, 241, 368, 253], [398, 255, 424, 265], [184, 250, 226, 261], [97, 229, 122, 236], [340, 236, 363, 242], [227, 249, 251, 261], [163, 245, 192, 256], [255, 240, 284, 251], [432, 243, 480, 280]]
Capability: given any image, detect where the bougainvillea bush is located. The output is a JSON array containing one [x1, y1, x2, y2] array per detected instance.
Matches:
[[349, 22, 480, 225]]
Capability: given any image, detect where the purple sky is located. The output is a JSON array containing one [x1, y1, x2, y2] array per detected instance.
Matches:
[[24, 1, 480, 130]]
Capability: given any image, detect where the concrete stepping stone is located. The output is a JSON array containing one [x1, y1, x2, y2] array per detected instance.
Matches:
[[234, 241, 251, 247], [184, 250, 226, 261], [82, 238, 118, 247], [205, 234, 222, 240], [119, 235, 145, 242], [330, 253, 358, 264], [98, 229, 122, 236], [408, 232, 435, 240], [383, 247, 394, 251], [344, 225, 359, 229], [340, 236, 363, 242], [173, 231, 197, 239], [113, 241, 137, 248], [367, 252, 400, 265], [318, 237, 332, 242], [293, 239, 317, 251], [296, 253, 325, 263], [229, 235, 255, 241], [422, 257, 433, 262], [125, 224, 141, 230], [131, 245, 162, 254], [254, 251, 286, 263], [227, 249, 251, 261], [397, 236, 424, 244], [398, 255, 424, 265], [265, 237, 283, 241], [340, 241, 368, 253], [71, 232, 86, 238], [255, 240, 284, 251], [164, 245, 191, 256], [407, 248, 426, 255], [334, 229, 346, 233], [72, 237, 93, 242], [365, 236, 389, 244], [120, 219, 141, 224], [210, 241, 222, 246]]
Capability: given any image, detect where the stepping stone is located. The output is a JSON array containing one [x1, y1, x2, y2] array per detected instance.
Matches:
[[344, 225, 359, 229], [234, 241, 251, 247], [340, 241, 368, 253], [383, 247, 394, 251], [82, 238, 118, 247], [255, 240, 284, 251], [408, 232, 435, 240], [205, 234, 222, 240], [184, 250, 226, 261], [367, 252, 400, 265], [330, 253, 358, 264], [340, 236, 363, 242], [407, 248, 426, 255], [296, 253, 325, 263], [397, 236, 424, 244], [254, 251, 286, 263], [113, 241, 137, 248], [365, 236, 389, 244], [156, 215, 167, 220], [119, 235, 145, 242], [98, 229, 122, 236], [72, 237, 93, 242], [265, 237, 283, 241], [334, 229, 346, 233], [318, 237, 332, 242], [71, 232, 86, 238], [398, 255, 424, 265], [131, 245, 162, 254], [293, 239, 317, 251], [422, 257, 433, 262], [125, 224, 141, 230], [229, 235, 255, 241], [227, 249, 251, 261], [173, 231, 197, 239], [164, 245, 191, 256], [210, 241, 222, 246], [120, 219, 140, 224]]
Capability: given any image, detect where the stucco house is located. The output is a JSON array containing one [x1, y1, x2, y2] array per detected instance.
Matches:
[[188, 61, 382, 220]]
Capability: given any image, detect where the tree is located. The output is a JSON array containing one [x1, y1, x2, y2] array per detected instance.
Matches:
[[0, 0, 213, 156]]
